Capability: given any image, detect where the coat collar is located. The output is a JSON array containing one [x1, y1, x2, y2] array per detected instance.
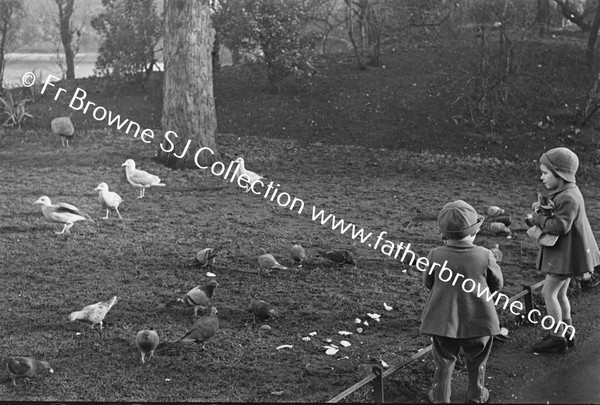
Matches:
[[549, 182, 576, 198], [445, 238, 476, 248]]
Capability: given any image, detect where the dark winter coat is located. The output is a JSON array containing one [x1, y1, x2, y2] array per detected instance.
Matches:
[[420, 239, 503, 338], [531, 182, 600, 276]]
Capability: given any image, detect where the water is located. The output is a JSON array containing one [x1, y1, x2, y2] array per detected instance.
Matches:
[[4, 53, 100, 87]]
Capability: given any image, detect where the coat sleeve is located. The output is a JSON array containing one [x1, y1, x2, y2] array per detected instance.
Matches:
[[532, 194, 578, 236], [424, 250, 435, 290], [486, 250, 504, 292]]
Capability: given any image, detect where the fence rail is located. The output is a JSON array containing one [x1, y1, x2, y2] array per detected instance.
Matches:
[[328, 279, 547, 403]]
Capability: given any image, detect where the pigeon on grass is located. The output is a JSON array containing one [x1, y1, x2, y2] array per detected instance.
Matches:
[[94, 182, 123, 219], [3, 356, 53, 386], [249, 296, 277, 322], [33, 196, 94, 235], [165, 280, 218, 316], [122, 159, 165, 199], [258, 248, 288, 271], [195, 247, 221, 267], [51, 116, 74, 147], [136, 329, 160, 364], [231, 157, 264, 192], [316, 249, 357, 267], [68, 295, 118, 330], [176, 307, 219, 351], [290, 244, 306, 267]]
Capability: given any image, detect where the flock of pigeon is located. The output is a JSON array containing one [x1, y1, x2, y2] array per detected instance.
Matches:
[[4, 118, 360, 387]]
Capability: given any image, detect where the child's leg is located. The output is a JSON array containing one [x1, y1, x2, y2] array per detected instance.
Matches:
[[462, 336, 493, 403], [557, 277, 571, 323], [541, 274, 570, 336], [430, 336, 460, 403]]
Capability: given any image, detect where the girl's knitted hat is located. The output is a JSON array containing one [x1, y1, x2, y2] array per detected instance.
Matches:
[[539, 147, 579, 183]]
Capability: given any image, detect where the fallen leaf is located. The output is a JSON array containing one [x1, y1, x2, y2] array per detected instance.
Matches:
[[338, 331, 352, 336], [206, 272, 216, 277], [340, 340, 351, 347], [383, 303, 393, 311], [325, 347, 339, 355], [309, 331, 317, 336], [302, 337, 311, 342]]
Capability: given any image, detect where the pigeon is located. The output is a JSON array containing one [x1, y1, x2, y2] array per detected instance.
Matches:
[[250, 296, 277, 322], [94, 182, 123, 219], [290, 244, 306, 267], [258, 248, 288, 270], [486, 206, 505, 217], [232, 157, 264, 192], [316, 249, 357, 267], [195, 247, 221, 267], [135, 329, 160, 364], [482, 222, 511, 236], [4, 356, 53, 386], [491, 244, 503, 263], [166, 280, 218, 316], [51, 116, 74, 147], [122, 159, 165, 198], [176, 306, 219, 350], [33, 196, 94, 235], [68, 295, 118, 330]]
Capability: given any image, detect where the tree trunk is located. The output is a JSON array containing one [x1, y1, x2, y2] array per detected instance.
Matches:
[[537, 0, 550, 37], [158, 0, 219, 169], [585, 0, 600, 67], [56, 0, 76, 79]]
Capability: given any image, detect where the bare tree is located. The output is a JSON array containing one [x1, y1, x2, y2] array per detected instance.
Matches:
[[585, 0, 600, 67], [158, 0, 218, 169], [0, 0, 23, 89], [55, 0, 79, 80]]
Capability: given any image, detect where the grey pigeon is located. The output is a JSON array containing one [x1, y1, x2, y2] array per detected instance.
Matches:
[[195, 247, 221, 267], [51, 116, 74, 147], [166, 280, 218, 316], [316, 249, 357, 267], [290, 244, 306, 267], [5, 356, 53, 386], [68, 295, 118, 330], [136, 328, 160, 364], [94, 182, 123, 219], [250, 296, 277, 322], [258, 248, 288, 270], [176, 307, 219, 350], [33, 196, 94, 235]]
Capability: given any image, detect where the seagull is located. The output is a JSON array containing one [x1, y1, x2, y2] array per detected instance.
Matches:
[[136, 328, 160, 364], [33, 196, 94, 235], [68, 295, 118, 330], [232, 157, 264, 192], [122, 159, 165, 198], [316, 249, 357, 267], [176, 307, 219, 350], [258, 248, 288, 270], [290, 244, 306, 267], [4, 356, 53, 386], [94, 182, 123, 219], [51, 116, 74, 147]]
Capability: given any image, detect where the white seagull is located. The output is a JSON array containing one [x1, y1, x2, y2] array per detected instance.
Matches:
[[94, 182, 123, 219], [122, 159, 165, 198], [232, 157, 264, 192], [33, 196, 94, 235]]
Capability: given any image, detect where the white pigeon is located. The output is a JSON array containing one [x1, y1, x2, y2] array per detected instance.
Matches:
[[258, 248, 288, 270], [68, 295, 118, 330], [94, 182, 123, 219], [232, 157, 264, 192], [121, 159, 165, 198], [33, 196, 94, 235]]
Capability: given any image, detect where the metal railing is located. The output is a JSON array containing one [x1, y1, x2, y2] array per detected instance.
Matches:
[[328, 279, 547, 403]]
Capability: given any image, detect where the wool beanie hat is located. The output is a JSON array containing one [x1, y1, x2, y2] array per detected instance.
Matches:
[[438, 200, 484, 240], [539, 147, 579, 183]]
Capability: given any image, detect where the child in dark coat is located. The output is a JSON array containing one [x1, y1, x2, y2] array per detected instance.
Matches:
[[421, 200, 503, 403]]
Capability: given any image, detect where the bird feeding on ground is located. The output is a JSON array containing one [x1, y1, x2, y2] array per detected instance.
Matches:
[[176, 306, 219, 351], [33, 196, 94, 235], [195, 247, 221, 267], [68, 295, 118, 330], [136, 328, 160, 364], [51, 116, 74, 147], [231, 157, 264, 192], [3, 356, 53, 386], [250, 296, 277, 322], [290, 244, 306, 267], [165, 280, 218, 316], [258, 248, 288, 270], [94, 182, 123, 219], [491, 244, 503, 263], [122, 159, 165, 198], [316, 249, 357, 267]]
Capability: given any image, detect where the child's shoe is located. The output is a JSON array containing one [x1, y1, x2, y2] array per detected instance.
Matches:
[[532, 334, 567, 353], [565, 330, 575, 348]]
